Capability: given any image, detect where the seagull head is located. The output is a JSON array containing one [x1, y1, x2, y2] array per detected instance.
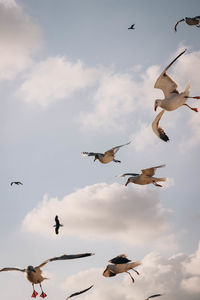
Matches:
[[27, 265, 36, 273], [94, 155, 98, 162], [154, 99, 162, 111]]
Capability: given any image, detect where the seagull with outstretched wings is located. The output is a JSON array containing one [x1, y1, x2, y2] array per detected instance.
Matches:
[[117, 165, 166, 187], [128, 24, 135, 30], [53, 215, 63, 234], [154, 49, 200, 113], [0, 253, 94, 298], [81, 141, 131, 164], [11, 181, 23, 186]]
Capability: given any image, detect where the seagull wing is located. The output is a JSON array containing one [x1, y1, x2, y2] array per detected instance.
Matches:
[[109, 254, 131, 264], [105, 141, 131, 156], [0, 267, 25, 272], [174, 19, 184, 32], [37, 253, 94, 269], [66, 285, 93, 300], [154, 49, 186, 98], [81, 152, 102, 157], [141, 165, 165, 176], [152, 110, 169, 142], [116, 173, 139, 177], [146, 294, 163, 299]]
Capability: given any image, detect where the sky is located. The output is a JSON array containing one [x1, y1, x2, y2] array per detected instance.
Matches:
[[1, 0, 200, 299]]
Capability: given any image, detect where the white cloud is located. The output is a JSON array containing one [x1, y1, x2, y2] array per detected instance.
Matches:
[[22, 182, 173, 247], [61, 243, 200, 300], [19, 57, 99, 106], [0, 0, 41, 80]]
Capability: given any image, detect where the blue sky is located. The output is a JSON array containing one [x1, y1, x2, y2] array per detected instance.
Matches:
[[1, 0, 200, 299]]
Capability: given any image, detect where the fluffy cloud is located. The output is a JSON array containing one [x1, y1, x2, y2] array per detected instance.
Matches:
[[61, 243, 200, 300], [22, 182, 173, 247], [19, 57, 99, 106], [0, 0, 41, 80]]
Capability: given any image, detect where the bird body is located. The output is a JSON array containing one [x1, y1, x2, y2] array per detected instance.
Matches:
[[174, 16, 200, 32], [117, 165, 166, 187], [11, 181, 23, 186], [128, 24, 135, 30], [26, 266, 47, 284], [81, 142, 131, 164], [103, 261, 141, 276], [154, 49, 199, 113], [53, 215, 63, 234], [103, 254, 141, 283]]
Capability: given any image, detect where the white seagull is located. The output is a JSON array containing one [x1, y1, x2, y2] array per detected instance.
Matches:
[[154, 49, 200, 113], [117, 165, 166, 187], [103, 254, 141, 283], [0, 253, 94, 298], [152, 110, 169, 142], [174, 16, 200, 32], [81, 141, 131, 164]]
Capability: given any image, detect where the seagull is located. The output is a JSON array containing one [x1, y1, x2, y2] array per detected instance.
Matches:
[[10, 181, 23, 186], [174, 16, 200, 32], [81, 141, 131, 164], [103, 254, 141, 283], [117, 165, 166, 187], [145, 294, 163, 300], [66, 285, 93, 300], [152, 110, 169, 142], [0, 253, 94, 298], [128, 24, 135, 30], [154, 49, 200, 113], [53, 215, 63, 235]]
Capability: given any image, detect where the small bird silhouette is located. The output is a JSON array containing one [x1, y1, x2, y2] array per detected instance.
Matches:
[[10, 181, 23, 186], [128, 24, 135, 30], [53, 215, 63, 235]]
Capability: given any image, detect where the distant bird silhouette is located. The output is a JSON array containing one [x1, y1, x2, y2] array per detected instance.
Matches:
[[53, 215, 63, 234], [128, 24, 135, 30], [103, 254, 141, 283], [66, 285, 93, 300], [10, 181, 23, 186], [174, 16, 200, 32], [145, 294, 163, 300], [0, 253, 94, 298], [81, 141, 131, 164], [152, 110, 169, 142], [117, 165, 166, 187]]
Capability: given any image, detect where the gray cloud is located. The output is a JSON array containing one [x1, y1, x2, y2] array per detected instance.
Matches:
[[22, 182, 173, 248]]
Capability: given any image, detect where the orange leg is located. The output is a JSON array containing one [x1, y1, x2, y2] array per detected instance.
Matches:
[[126, 271, 135, 283], [183, 103, 198, 112], [39, 284, 47, 298]]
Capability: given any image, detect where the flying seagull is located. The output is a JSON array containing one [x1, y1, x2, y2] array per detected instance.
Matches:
[[103, 254, 141, 283], [81, 141, 131, 164], [53, 215, 63, 235], [66, 285, 93, 300], [145, 294, 163, 300], [117, 165, 166, 187], [0, 253, 94, 298], [154, 49, 200, 113], [152, 110, 169, 142], [128, 24, 135, 30], [10, 181, 23, 186], [174, 16, 200, 32]]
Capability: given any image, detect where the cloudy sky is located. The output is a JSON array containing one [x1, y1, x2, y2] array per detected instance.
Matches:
[[1, 0, 200, 299]]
